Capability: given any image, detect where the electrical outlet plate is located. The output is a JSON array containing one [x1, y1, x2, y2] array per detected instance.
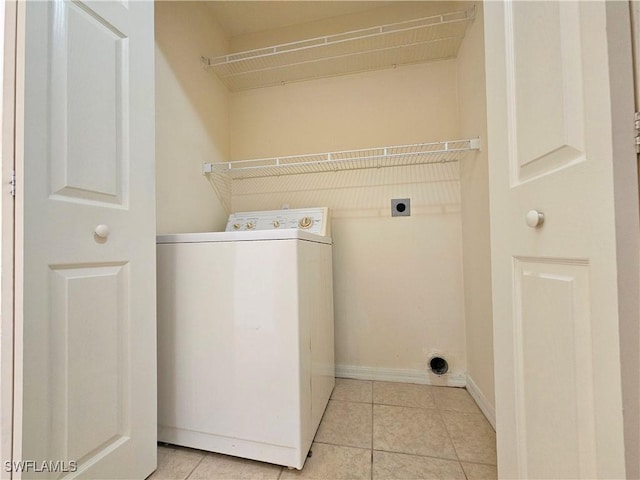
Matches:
[[391, 198, 410, 217]]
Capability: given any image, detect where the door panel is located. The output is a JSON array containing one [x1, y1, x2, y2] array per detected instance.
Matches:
[[513, 258, 595, 478], [16, 1, 156, 478], [485, 1, 638, 478], [49, 1, 128, 205], [511, 1, 585, 179], [49, 264, 129, 465]]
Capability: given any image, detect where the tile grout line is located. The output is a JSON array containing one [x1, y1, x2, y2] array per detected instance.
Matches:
[[432, 394, 478, 480], [438, 407, 465, 467], [371, 447, 460, 464], [330, 398, 374, 405], [183, 452, 207, 480], [314, 439, 371, 450], [374, 402, 441, 411], [432, 391, 464, 464], [459, 459, 499, 467], [370, 381, 374, 480]]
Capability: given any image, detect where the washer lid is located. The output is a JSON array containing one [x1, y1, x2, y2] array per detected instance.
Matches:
[[156, 229, 332, 245], [225, 207, 330, 236]]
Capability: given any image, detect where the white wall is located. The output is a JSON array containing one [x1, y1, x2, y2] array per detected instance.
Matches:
[[229, 60, 467, 385], [155, 2, 229, 234], [457, 4, 495, 419]]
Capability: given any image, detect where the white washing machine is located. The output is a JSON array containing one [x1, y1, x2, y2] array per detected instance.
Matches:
[[156, 207, 335, 470]]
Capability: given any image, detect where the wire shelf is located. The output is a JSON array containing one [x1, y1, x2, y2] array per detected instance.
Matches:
[[204, 138, 479, 213], [203, 7, 476, 91], [205, 138, 479, 213], [205, 138, 480, 179]]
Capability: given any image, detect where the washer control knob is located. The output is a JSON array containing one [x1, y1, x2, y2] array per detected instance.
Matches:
[[273, 220, 280, 228], [246, 222, 255, 230], [299, 217, 313, 229], [233, 223, 241, 230]]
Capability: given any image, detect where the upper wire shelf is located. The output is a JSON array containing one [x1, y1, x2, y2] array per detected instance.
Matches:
[[202, 7, 476, 91], [203, 138, 481, 180]]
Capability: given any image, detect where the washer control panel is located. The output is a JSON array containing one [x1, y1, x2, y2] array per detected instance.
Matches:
[[225, 207, 330, 236]]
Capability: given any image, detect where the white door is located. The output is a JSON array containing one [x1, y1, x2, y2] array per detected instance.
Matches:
[[485, 1, 639, 479], [13, 1, 156, 478]]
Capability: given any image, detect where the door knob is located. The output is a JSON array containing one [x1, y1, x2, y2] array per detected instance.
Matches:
[[94, 224, 110, 238], [525, 210, 544, 228]]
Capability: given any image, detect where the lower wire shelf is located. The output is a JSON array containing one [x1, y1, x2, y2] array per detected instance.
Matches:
[[204, 138, 480, 179], [203, 138, 480, 213]]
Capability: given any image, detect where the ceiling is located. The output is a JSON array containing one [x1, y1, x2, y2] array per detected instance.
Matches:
[[204, 1, 400, 37]]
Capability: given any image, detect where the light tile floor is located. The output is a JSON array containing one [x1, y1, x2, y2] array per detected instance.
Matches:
[[149, 379, 497, 480]]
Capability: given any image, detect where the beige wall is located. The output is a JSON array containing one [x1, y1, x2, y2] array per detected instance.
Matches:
[[229, 61, 467, 383], [155, 1, 229, 234], [457, 4, 495, 413], [229, 61, 458, 157]]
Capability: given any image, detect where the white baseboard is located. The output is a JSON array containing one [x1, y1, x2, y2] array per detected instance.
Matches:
[[335, 364, 467, 387], [465, 374, 496, 430]]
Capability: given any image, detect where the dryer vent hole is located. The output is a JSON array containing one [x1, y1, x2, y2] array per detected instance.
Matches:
[[429, 356, 448, 375]]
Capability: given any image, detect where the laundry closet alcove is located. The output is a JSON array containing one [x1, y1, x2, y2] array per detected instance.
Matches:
[[155, 0, 494, 425]]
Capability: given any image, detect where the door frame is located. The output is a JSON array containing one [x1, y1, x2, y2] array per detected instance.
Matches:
[[627, 1, 640, 477], [0, 1, 639, 478], [1, 0, 16, 477]]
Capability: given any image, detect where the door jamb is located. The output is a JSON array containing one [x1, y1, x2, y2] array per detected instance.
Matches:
[[1, 0, 17, 477]]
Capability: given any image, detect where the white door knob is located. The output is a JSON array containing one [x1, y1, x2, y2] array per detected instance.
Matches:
[[94, 224, 110, 238], [525, 210, 544, 228]]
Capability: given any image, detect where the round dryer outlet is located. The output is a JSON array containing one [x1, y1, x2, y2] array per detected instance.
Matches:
[[391, 198, 410, 217]]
